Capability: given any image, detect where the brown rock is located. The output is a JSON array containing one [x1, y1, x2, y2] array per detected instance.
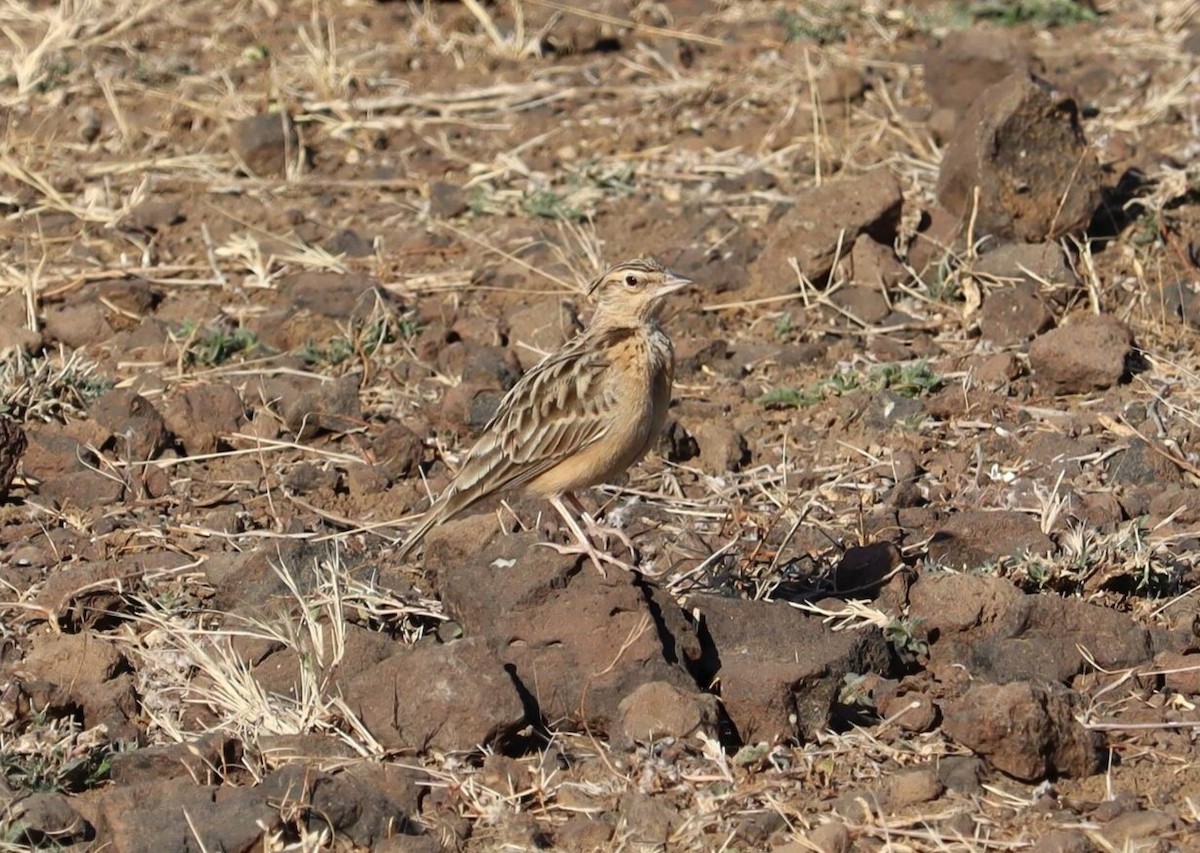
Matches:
[[1098, 810, 1177, 846], [22, 632, 125, 687], [1154, 651, 1200, 695], [689, 595, 891, 742], [753, 171, 904, 291], [909, 573, 1023, 635], [163, 383, 245, 455], [801, 820, 851, 853], [7, 792, 92, 846], [43, 302, 115, 348], [505, 298, 579, 371], [847, 234, 907, 288], [0, 323, 42, 354], [617, 681, 719, 744], [89, 388, 169, 460], [618, 792, 677, 847], [429, 181, 469, 218], [0, 416, 26, 499], [109, 734, 236, 786], [937, 74, 1103, 242], [834, 541, 903, 596], [120, 197, 184, 232], [1029, 314, 1133, 394], [878, 687, 939, 732], [372, 422, 425, 481], [829, 283, 890, 324], [343, 637, 526, 752], [556, 815, 615, 852], [815, 66, 866, 103], [887, 768, 944, 809], [689, 421, 750, 474], [232, 112, 300, 177], [942, 681, 1101, 781], [980, 283, 1054, 345], [437, 536, 700, 729], [258, 373, 362, 438], [282, 271, 383, 319], [924, 28, 1033, 115], [974, 241, 1077, 290], [1032, 829, 1094, 853], [928, 510, 1054, 570]]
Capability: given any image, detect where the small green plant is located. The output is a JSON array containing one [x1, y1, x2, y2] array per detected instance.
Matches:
[[0, 351, 111, 423], [870, 360, 942, 398], [760, 386, 818, 409], [774, 314, 795, 340], [966, 0, 1096, 27], [884, 616, 929, 659], [177, 321, 260, 367], [0, 719, 118, 794], [522, 188, 586, 222], [777, 8, 846, 44]]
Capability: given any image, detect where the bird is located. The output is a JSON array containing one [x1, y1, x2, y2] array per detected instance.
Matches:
[[396, 258, 691, 573]]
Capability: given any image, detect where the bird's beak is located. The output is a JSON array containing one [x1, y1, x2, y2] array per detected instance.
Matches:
[[659, 272, 693, 295]]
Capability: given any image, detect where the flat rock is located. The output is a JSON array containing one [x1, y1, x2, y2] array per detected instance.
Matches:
[[941, 681, 1101, 781], [927, 510, 1054, 570], [980, 283, 1054, 345], [910, 573, 1157, 683], [1029, 314, 1133, 394], [937, 74, 1103, 242], [282, 271, 384, 319], [437, 535, 701, 731], [163, 383, 245, 455], [89, 388, 169, 460], [618, 681, 719, 744], [232, 112, 300, 177], [924, 28, 1033, 115], [343, 637, 526, 752], [688, 595, 892, 743], [752, 171, 903, 292]]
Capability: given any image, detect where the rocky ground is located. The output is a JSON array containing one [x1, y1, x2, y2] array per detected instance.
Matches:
[[1, 0, 1200, 850]]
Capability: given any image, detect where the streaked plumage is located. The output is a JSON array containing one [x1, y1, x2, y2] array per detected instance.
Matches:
[[397, 258, 690, 571]]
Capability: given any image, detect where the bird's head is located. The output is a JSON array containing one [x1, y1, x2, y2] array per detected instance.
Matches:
[[586, 258, 692, 325]]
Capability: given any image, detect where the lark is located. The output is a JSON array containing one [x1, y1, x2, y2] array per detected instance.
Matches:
[[397, 258, 691, 573]]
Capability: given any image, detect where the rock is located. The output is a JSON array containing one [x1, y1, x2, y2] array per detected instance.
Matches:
[[1156, 279, 1200, 327], [617, 681, 719, 744], [936, 755, 988, 794], [89, 388, 169, 460], [941, 681, 1101, 781], [0, 416, 27, 499], [829, 283, 890, 324], [927, 510, 1054, 570], [6, 792, 92, 846], [910, 573, 1156, 683], [617, 792, 677, 847], [801, 820, 851, 853], [1154, 651, 1200, 695], [282, 271, 384, 319], [232, 112, 300, 177], [258, 373, 362, 438], [555, 815, 615, 851], [109, 734, 236, 785], [372, 422, 425, 481], [689, 421, 750, 474], [753, 171, 904, 291], [972, 352, 1021, 386], [1032, 829, 1094, 853], [1098, 810, 1177, 845], [343, 637, 527, 752], [878, 687, 938, 732], [324, 227, 375, 258], [936, 74, 1103, 242], [1108, 438, 1184, 487], [974, 241, 1077, 290], [308, 764, 422, 846], [924, 29, 1033, 115], [834, 542, 902, 597], [658, 418, 699, 463], [505, 298, 578, 371], [43, 302, 115, 348], [887, 768, 943, 809], [1029, 314, 1133, 394], [815, 66, 865, 103], [688, 595, 892, 742], [22, 632, 125, 686], [0, 322, 42, 354], [163, 383, 245, 455], [847, 234, 907, 288], [906, 205, 963, 275], [980, 284, 1054, 345], [120, 198, 184, 232], [429, 181, 469, 218], [437, 536, 700, 730]]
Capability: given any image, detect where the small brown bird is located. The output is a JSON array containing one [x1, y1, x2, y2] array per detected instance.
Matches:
[[397, 258, 691, 572]]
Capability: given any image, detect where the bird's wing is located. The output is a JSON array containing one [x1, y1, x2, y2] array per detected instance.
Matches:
[[412, 330, 629, 531]]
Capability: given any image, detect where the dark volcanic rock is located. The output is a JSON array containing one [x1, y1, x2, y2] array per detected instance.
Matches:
[[1029, 314, 1134, 394], [937, 74, 1103, 242]]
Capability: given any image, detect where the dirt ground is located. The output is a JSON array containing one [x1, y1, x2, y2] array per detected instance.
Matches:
[[2, 0, 1200, 850]]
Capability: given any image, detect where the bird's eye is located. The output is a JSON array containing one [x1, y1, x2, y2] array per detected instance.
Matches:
[[624, 274, 640, 287]]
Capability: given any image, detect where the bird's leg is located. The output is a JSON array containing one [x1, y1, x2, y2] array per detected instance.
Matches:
[[540, 494, 636, 576], [563, 491, 636, 557]]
